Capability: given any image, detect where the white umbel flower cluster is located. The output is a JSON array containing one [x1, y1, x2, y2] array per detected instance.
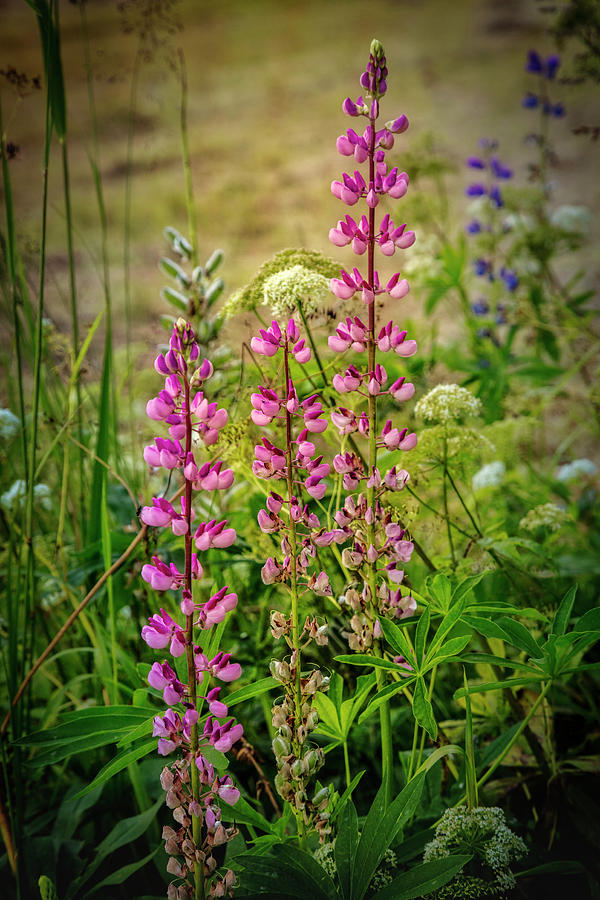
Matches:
[[424, 806, 526, 896], [263, 265, 330, 319], [519, 502, 569, 533], [415, 384, 482, 425]]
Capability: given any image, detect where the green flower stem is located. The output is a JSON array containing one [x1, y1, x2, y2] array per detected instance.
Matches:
[[283, 343, 307, 847], [407, 715, 420, 782], [343, 741, 351, 789], [444, 467, 483, 538], [364, 109, 393, 807], [405, 485, 473, 541], [178, 49, 198, 268], [442, 438, 456, 569], [416, 666, 437, 771], [296, 300, 328, 385]]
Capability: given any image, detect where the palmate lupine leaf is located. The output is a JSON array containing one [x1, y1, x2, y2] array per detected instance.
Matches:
[[350, 774, 425, 900]]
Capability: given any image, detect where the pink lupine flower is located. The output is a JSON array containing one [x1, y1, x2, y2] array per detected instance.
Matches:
[[205, 687, 229, 718], [261, 556, 283, 584], [333, 364, 363, 393], [197, 586, 238, 628], [204, 717, 244, 753], [143, 436, 184, 469], [381, 420, 418, 451], [194, 519, 236, 551], [195, 649, 242, 683], [308, 571, 333, 596], [148, 661, 186, 705], [142, 609, 186, 657], [384, 466, 410, 490], [293, 339, 311, 364], [389, 376, 415, 402], [141, 553, 203, 592], [216, 775, 240, 806]]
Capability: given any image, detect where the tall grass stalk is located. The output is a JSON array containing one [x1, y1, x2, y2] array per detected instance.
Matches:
[[79, 0, 116, 550], [178, 49, 198, 266]]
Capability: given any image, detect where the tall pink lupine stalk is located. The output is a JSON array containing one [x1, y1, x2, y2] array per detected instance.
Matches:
[[141, 319, 242, 900], [251, 318, 335, 844], [329, 40, 419, 802]]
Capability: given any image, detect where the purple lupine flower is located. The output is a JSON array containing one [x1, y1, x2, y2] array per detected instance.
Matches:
[[465, 183, 487, 197], [472, 300, 490, 316], [522, 92, 539, 108]]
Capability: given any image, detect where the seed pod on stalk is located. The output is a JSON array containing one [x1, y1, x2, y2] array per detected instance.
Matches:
[[251, 316, 335, 844]]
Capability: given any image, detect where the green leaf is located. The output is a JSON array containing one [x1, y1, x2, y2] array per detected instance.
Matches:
[[426, 599, 466, 661], [205, 248, 224, 275], [454, 676, 544, 699], [117, 715, 154, 747], [225, 677, 278, 707], [359, 678, 416, 723], [314, 692, 342, 736], [461, 615, 511, 642], [424, 635, 470, 670], [206, 277, 225, 306], [371, 854, 471, 900], [236, 845, 336, 899], [552, 585, 578, 636], [83, 848, 159, 898], [221, 795, 274, 833], [460, 652, 541, 673], [574, 607, 600, 633], [412, 677, 437, 740], [415, 606, 430, 664], [451, 572, 489, 604], [73, 738, 156, 799], [160, 286, 188, 311], [350, 774, 425, 900], [413, 744, 463, 777], [379, 619, 415, 663], [427, 573, 452, 613], [68, 799, 162, 896], [335, 800, 359, 900], [334, 654, 402, 671], [497, 617, 542, 658], [331, 770, 366, 823], [25, 730, 132, 767], [159, 257, 190, 285]]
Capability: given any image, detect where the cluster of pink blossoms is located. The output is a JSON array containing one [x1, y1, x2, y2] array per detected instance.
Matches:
[[327, 39, 418, 649], [141, 320, 242, 899]]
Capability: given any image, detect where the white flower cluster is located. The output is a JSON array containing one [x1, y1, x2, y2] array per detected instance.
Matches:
[[0, 408, 20, 441], [555, 458, 597, 482], [1, 479, 52, 512], [415, 384, 482, 425], [424, 806, 526, 896], [472, 461, 506, 492], [263, 265, 330, 319], [519, 502, 569, 533]]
